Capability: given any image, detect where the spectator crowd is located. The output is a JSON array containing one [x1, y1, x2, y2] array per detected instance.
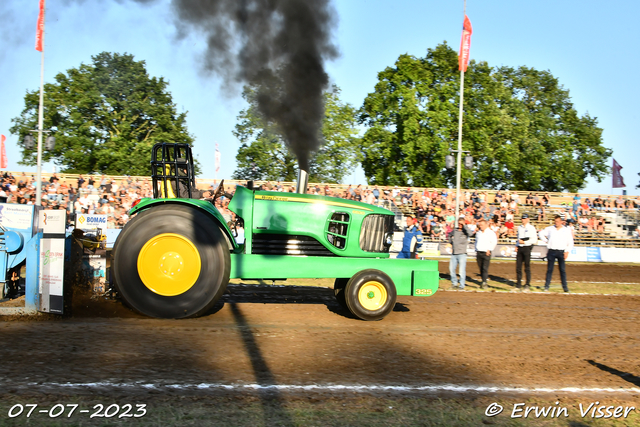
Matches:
[[0, 172, 638, 242]]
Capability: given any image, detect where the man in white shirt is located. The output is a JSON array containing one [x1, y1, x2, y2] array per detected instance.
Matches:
[[516, 213, 537, 291], [538, 215, 574, 292], [475, 219, 497, 289]]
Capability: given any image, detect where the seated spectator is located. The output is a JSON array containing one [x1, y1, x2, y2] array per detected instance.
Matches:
[[498, 223, 509, 239], [578, 216, 589, 232], [494, 190, 503, 205], [504, 218, 515, 237], [572, 199, 580, 215], [511, 192, 520, 205], [505, 209, 514, 222], [372, 186, 380, 200], [533, 193, 541, 206], [593, 196, 603, 209], [579, 200, 590, 216], [509, 199, 519, 214]]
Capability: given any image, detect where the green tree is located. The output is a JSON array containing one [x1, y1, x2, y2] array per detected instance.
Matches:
[[232, 85, 360, 183], [10, 52, 197, 175], [359, 43, 611, 192]]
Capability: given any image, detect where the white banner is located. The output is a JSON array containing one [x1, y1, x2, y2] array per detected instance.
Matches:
[[39, 238, 65, 313], [76, 214, 107, 230]]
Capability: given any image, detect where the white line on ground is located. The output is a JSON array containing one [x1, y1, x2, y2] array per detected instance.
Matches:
[[16, 381, 640, 395]]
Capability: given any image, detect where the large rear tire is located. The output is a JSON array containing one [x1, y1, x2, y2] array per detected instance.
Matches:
[[344, 269, 396, 321], [113, 204, 230, 318]]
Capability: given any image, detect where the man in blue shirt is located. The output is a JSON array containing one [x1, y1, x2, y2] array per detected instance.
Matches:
[[397, 216, 423, 259]]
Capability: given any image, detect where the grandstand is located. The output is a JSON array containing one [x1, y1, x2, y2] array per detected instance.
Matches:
[[1, 171, 638, 248]]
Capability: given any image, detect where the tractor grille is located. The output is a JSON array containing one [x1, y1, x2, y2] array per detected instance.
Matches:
[[326, 212, 349, 250], [252, 234, 335, 256], [359, 214, 394, 253]]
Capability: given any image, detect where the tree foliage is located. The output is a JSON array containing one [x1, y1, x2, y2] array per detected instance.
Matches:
[[232, 85, 360, 183], [359, 43, 611, 192], [10, 52, 197, 175]]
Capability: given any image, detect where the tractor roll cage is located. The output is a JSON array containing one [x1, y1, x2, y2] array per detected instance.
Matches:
[[151, 142, 196, 199]]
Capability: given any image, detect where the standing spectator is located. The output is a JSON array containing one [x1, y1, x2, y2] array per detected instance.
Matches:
[[474, 219, 497, 289], [538, 215, 574, 292], [516, 214, 537, 291], [448, 216, 473, 290], [397, 216, 423, 259]]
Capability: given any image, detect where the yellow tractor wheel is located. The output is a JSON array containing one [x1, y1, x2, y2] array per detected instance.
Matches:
[[113, 204, 230, 318]]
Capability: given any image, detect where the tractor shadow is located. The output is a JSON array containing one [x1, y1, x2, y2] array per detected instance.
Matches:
[[586, 359, 640, 387], [215, 283, 409, 320]]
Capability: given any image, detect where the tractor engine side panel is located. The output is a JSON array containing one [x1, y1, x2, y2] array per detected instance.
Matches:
[[250, 191, 393, 258]]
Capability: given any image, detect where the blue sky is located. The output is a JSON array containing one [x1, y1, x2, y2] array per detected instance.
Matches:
[[1, 0, 638, 195]]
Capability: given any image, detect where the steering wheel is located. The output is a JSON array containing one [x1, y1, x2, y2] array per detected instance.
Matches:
[[204, 179, 234, 203], [210, 179, 225, 202]]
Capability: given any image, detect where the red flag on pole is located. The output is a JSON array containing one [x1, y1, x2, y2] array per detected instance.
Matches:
[[35, 0, 45, 52], [458, 15, 473, 72], [0, 135, 7, 169], [612, 159, 626, 188]]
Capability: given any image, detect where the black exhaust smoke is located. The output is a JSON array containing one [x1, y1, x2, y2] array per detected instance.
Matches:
[[169, 0, 339, 172], [53, 0, 338, 171]]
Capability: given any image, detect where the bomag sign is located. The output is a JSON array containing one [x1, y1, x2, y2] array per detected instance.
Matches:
[[75, 214, 107, 230]]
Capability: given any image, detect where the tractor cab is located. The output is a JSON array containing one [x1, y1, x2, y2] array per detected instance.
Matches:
[[151, 142, 197, 199]]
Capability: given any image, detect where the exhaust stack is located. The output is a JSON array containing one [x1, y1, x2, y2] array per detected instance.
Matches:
[[296, 170, 309, 194]]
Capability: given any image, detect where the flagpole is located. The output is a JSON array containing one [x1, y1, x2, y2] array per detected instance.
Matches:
[[35, 0, 46, 206], [454, 0, 467, 229]]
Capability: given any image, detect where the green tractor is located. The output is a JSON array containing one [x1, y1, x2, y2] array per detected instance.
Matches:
[[112, 143, 439, 320]]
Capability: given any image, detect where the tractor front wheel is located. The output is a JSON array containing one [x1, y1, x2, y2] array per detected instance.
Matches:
[[344, 269, 396, 321], [113, 204, 230, 318]]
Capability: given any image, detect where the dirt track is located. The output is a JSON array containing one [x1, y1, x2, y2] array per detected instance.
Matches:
[[1, 280, 639, 402]]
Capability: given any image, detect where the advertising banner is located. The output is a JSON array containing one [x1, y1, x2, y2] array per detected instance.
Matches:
[[586, 247, 602, 262], [0, 204, 36, 234], [420, 242, 441, 257], [566, 247, 588, 262], [75, 214, 107, 230], [38, 209, 66, 314]]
